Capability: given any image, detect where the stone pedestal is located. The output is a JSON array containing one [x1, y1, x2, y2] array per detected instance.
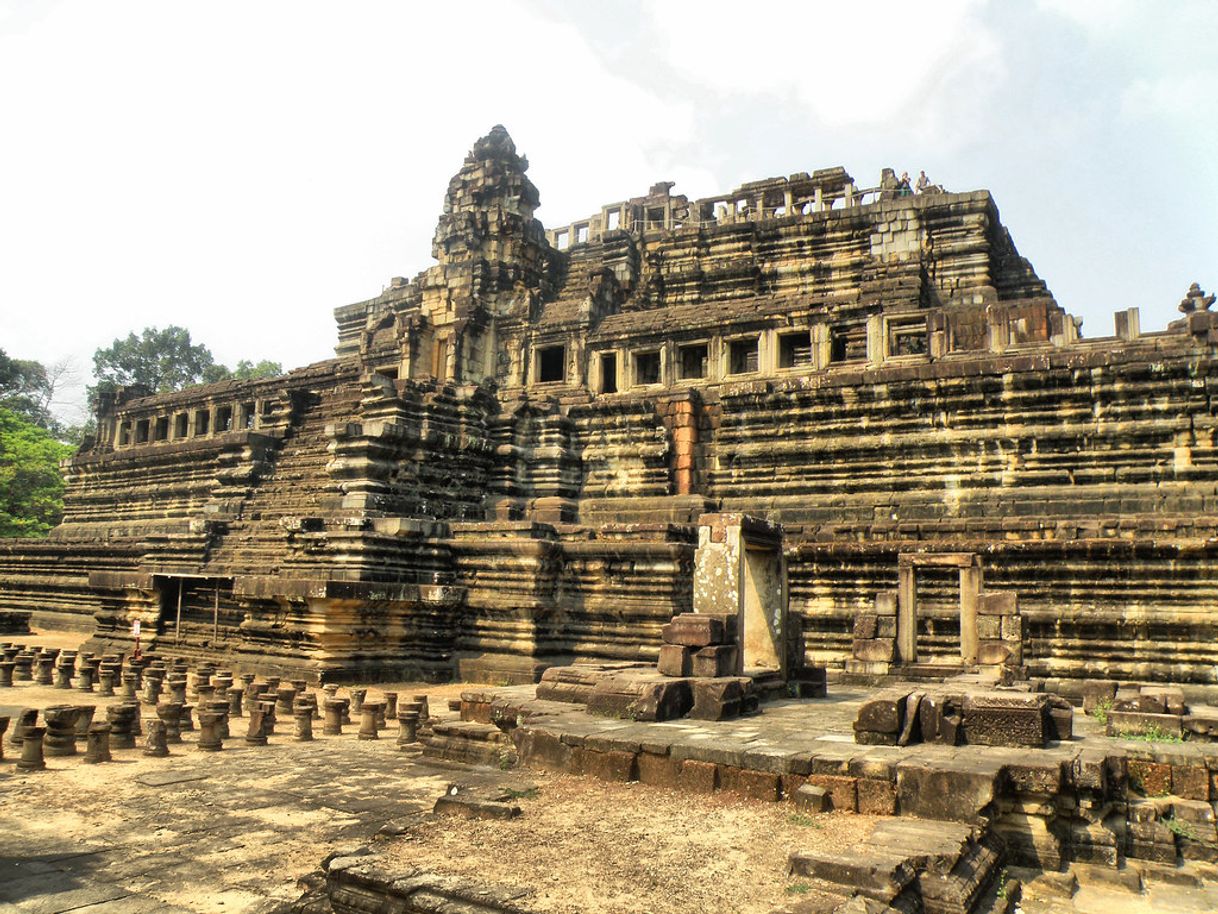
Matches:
[[350, 688, 367, 716], [120, 672, 138, 701], [43, 705, 80, 757], [53, 663, 73, 689], [0, 661, 14, 687], [383, 692, 398, 720], [397, 712, 420, 748], [157, 702, 183, 743], [245, 708, 268, 746], [259, 701, 276, 735], [13, 652, 33, 680], [84, 723, 112, 763], [197, 711, 223, 752], [358, 704, 379, 740], [276, 686, 298, 716], [73, 705, 96, 740], [293, 703, 314, 741], [323, 700, 343, 736], [76, 664, 96, 692], [9, 708, 37, 748], [17, 726, 46, 770], [143, 719, 169, 757], [0, 715, 8, 760], [34, 657, 55, 685], [227, 687, 244, 717], [412, 694, 430, 722], [106, 704, 138, 749]]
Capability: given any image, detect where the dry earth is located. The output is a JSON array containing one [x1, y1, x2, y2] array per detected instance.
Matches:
[[384, 773, 880, 914]]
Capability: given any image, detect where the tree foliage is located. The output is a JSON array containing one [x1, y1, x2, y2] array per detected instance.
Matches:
[[92, 325, 227, 394], [91, 328, 283, 396], [0, 407, 73, 537], [229, 359, 283, 380]]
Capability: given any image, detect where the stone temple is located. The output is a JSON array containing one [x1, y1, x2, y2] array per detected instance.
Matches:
[[3, 124, 1217, 688]]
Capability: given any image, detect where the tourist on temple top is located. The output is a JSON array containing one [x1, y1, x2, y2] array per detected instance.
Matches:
[[915, 170, 931, 194], [897, 171, 913, 196]]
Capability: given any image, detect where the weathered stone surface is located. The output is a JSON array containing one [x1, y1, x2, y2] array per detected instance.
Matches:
[[961, 693, 1047, 748]]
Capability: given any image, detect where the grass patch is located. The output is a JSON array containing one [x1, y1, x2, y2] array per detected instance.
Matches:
[[787, 812, 823, 829], [502, 787, 539, 800], [1164, 816, 1198, 841], [1113, 725, 1184, 744], [1090, 697, 1113, 726], [785, 883, 812, 895]]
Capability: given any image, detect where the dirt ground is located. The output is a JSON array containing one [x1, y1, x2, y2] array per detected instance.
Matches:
[[384, 773, 880, 914]]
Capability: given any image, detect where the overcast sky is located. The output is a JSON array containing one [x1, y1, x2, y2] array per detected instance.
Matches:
[[2, 0, 1215, 424]]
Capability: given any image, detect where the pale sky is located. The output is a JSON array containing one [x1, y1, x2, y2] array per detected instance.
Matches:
[[1, 0, 1215, 424]]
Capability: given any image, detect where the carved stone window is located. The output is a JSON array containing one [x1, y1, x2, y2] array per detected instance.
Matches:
[[778, 331, 813, 369], [537, 345, 565, 383], [728, 338, 759, 375], [679, 344, 709, 380], [634, 350, 661, 386]]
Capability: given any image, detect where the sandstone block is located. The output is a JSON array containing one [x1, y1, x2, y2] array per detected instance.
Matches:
[[1127, 759, 1172, 797], [636, 752, 680, 789], [856, 778, 897, 815], [689, 677, 749, 721], [855, 691, 908, 736], [691, 645, 738, 678], [961, 693, 1047, 748], [1171, 764, 1209, 801], [808, 774, 857, 812], [677, 759, 718, 793], [661, 613, 734, 647], [852, 613, 878, 640], [657, 643, 691, 677], [793, 783, 830, 812], [720, 766, 780, 802], [576, 748, 637, 782], [852, 639, 895, 663]]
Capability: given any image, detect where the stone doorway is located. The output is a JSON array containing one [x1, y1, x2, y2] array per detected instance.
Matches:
[[897, 553, 982, 665]]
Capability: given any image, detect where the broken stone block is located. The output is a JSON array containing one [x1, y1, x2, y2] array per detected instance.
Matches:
[[853, 613, 878, 640], [1044, 696, 1074, 742], [896, 759, 999, 822], [793, 783, 831, 812], [689, 677, 750, 721], [856, 778, 897, 815], [961, 693, 1047, 748], [690, 645, 738, 678], [433, 793, 521, 821], [661, 613, 732, 647], [808, 774, 857, 812], [918, 693, 962, 745], [656, 643, 691, 677], [852, 639, 895, 663], [585, 673, 693, 721]]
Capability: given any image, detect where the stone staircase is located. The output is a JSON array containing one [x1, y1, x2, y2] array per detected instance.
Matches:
[[206, 389, 358, 575]]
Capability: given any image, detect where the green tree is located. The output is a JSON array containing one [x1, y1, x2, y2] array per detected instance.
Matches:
[[0, 349, 54, 426], [92, 325, 226, 394], [229, 359, 283, 380], [0, 407, 73, 537]]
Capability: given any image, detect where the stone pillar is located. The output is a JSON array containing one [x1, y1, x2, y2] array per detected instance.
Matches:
[[412, 694, 430, 723], [13, 651, 33, 680], [197, 711, 223, 752], [98, 667, 116, 697], [17, 725, 46, 771], [120, 672, 138, 701], [179, 703, 195, 732], [0, 714, 8, 760], [43, 705, 80, 757], [76, 663, 96, 692], [227, 687, 244, 717], [293, 702, 314, 742], [73, 705, 96, 741], [259, 701, 276, 736], [383, 692, 398, 720], [396, 712, 419, 748], [959, 563, 982, 666], [84, 724, 112, 764], [157, 703, 183, 743], [323, 700, 343, 736], [9, 707, 37, 749], [35, 657, 55, 685], [143, 719, 169, 757], [357, 704, 379, 740], [0, 661, 14, 687], [245, 707, 268, 746], [106, 704, 138, 749], [896, 563, 917, 663], [275, 686, 297, 716], [372, 700, 387, 731], [53, 662, 73, 689], [168, 676, 187, 705], [349, 688, 367, 716]]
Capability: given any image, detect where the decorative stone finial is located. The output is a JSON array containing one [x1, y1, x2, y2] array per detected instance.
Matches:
[[1179, 282, 1215, 315]]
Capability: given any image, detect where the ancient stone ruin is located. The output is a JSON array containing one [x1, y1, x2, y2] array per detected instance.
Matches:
[[1, 125, 1216, 701]]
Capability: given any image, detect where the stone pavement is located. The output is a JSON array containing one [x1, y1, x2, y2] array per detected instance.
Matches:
[[0, 683, 502, 914]]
